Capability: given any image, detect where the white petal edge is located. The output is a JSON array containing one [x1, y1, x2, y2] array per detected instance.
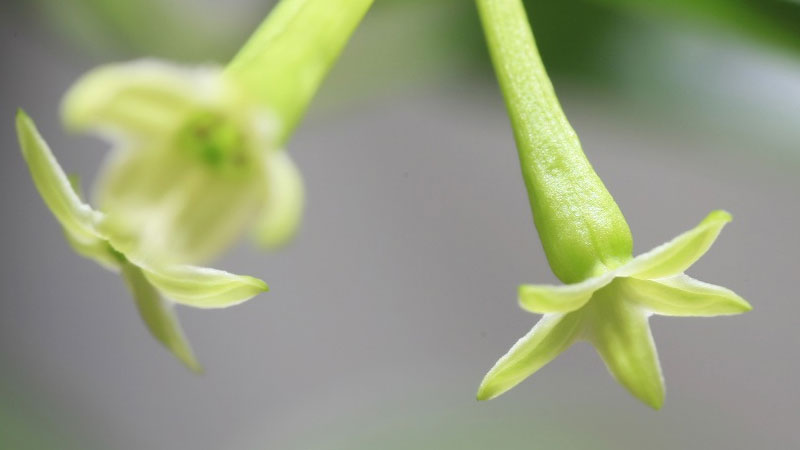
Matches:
[[477, 311, 583, 401], [620, 274, 751, 317], [618, 210, 732, 280]]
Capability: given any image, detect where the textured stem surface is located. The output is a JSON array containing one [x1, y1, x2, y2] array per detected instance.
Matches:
[[476, 0, 632, 283]]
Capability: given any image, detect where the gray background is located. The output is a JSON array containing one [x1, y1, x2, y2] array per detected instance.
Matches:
[[1, 2, 799, 449]]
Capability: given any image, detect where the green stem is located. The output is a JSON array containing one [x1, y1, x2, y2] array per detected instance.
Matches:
[[475, 0, 632, 283], [225, 0, 374, 145]]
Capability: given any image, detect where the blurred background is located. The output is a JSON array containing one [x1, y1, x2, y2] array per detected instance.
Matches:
[[1, 0, 799, 448]]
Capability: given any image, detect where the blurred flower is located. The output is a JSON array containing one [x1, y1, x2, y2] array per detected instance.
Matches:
[[17, 110, 268, 370], [62, 60, 304, 264], [15, 0, 374, 369]]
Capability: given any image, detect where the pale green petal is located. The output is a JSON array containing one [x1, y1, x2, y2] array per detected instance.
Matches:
[[518, 271, 615, 314], [619, 210, 732, 280], [477, 311, 583, 401], [253, 151, 304, 249], [16, 110, 107, 252], [138, 263, 268, 309], [621, 275, 752, 317], [61, 175, 121, 269], [95, 144, 267, 263], [120, 260, 201, 372], [588, 288, 664, 409], [61, 60, 224, 138]]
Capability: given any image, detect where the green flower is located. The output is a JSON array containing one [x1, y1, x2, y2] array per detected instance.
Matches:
[[55, 0, 375, 264], [15, 0, 374, 370], [477, 210, 751, 408], [62, 60, 304, 263], [17, 110, 267, 371], [475, 0, 751, 408]]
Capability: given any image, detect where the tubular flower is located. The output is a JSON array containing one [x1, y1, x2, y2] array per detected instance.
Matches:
[[17, 0, 375, 368], [475, 0, 751, 408], [57, 0, 375, 263], [17, 111, 267, 371], [62, 60, 304, 263]]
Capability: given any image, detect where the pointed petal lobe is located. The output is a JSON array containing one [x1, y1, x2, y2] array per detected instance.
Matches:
[[589, 288, 665, 409], [138, 263, 268, 309], [518, 271, 615, 314], [620, 210, 732, 280], [120, 260, 201, 372], [477, 311, 583, 401], [621, 275, 751, 317], [16, 110, 102, 243], [253, 151, 305, 249]]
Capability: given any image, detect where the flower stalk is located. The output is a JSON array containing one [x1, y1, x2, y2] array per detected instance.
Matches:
[[226, 0, 374, 145], [476, 0, 632, 284]]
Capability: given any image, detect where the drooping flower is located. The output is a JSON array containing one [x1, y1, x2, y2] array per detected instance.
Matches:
[[477, 210, 751, 408], [475, 0, 751, 408], [57, 0, 375, 264], [16, 0, 374, 368], [17, 110, 267, 370], [62, 60, 304, 263]]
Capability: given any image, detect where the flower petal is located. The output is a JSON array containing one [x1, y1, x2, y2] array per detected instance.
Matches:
[[621, 275, 751, 317], [477, 311, 583, 401], [61, 60, 225, 139], [120, 260, 201, 372], [16, 110, 113, 264], [518, 271, 615, 314], [137, 263, 268, 309], [588, 288, 664, 409], [252, 151, 305, 249], [97, 218, 268, 308], [619, 210, 732, 280], [94, 142, 268, 264]]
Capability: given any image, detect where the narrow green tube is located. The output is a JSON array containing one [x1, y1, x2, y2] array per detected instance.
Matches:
[[476, 0, 632, 283], [225, 0, 374, 145]]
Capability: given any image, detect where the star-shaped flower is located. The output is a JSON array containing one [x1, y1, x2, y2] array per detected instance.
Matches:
[[61, 59, 304, 264], [477, 210, 752, 408], [17, 110, 268, 370]]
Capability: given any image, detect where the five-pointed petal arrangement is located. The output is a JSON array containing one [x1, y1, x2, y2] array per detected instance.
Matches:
[[477, 210, 751, 408], [62, 60, 304, 263], [17, 110, 268, 371]]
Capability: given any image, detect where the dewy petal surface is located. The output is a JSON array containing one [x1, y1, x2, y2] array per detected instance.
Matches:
[[253, 151, 305, 249], [621, 275, 752, 317], [588, 284, 665, 409], [120, 260, 201, 372], [518, 270, 616, 314], [62, 60, 226, 139], [477, 311, 583, 401], [619, 210, 732, 280]]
